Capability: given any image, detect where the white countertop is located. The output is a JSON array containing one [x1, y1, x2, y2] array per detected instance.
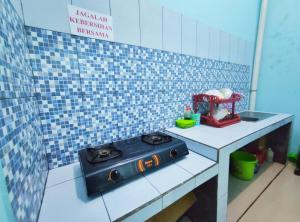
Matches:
[[39, 151, 217, 222], [166, 112, 293, 150]]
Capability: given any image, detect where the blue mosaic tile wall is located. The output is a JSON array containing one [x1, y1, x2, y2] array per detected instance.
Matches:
[[0, 0, 48, 221], [26, 26, 251, 170]]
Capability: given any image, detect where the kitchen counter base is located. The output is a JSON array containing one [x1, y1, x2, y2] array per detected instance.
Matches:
[[166, 111, 293, 222]]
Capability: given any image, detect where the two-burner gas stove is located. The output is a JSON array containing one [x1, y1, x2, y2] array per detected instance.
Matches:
[[79, 132, 189, 196]]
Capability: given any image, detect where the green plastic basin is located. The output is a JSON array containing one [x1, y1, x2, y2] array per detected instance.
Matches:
[[288, 153, 298, 163], [230, 151, 257, 180]]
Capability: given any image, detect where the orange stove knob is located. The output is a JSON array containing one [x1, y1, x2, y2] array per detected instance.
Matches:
[[137, 160, 145, 173], [152, 155, 160, 166]]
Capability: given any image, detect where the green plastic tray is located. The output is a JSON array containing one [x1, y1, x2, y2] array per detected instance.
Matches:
[[176, 119, 196, 129]]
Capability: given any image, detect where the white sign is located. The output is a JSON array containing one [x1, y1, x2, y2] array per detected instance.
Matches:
[[68, 5, 114, 41]]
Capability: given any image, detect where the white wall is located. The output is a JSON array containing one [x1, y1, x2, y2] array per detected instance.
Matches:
[[162, 7, 181, 53], [181, 15, 197, 56], [140, 0, 162, 50], [256, 0, 300, 152], [111, 0, 140, 45], [152, 0, 261, 43], [10, 0, 253, 64]]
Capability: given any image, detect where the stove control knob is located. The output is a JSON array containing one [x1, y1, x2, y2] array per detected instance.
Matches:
[[170, 149, 178, 158], [109, 169, 120, 182]]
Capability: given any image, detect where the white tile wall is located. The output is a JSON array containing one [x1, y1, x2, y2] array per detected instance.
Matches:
[[237, 38, 246, 64], [140, 0, 163, 50], [181, 15, 197, 56], [196, 22, 210, 58], [241, 40, 246, 64], [245, 41, 254, 65], [22, 0, 71, 33], [208, 27, 220, 60], [72, 0, 110, 15], [220, 31, 230, 62], [110, 0, 140, 45], [162, 7, 181, 53], [230, 35, 239, 63], [18, 0, 252, 63]]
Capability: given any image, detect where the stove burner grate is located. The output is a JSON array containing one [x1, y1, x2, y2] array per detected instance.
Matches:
[[86, 144, 122, 163], [141, 132, 172, 145]]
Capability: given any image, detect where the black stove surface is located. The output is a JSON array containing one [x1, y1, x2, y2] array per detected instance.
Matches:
[[79, 132, 189, 196], [81, 135, 175, 173]]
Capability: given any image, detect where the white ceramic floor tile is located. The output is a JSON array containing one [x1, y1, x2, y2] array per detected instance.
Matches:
[[239, 163, 298, 222], [39, 177, 110, 222], [228, 162, 284, 222]]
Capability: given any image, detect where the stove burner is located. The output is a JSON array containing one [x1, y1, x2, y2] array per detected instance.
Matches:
[[151, 135, 163, 142], [141, 132, 172, 145], [98, 149, 110, 158], [86, 144, 122, 163]]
